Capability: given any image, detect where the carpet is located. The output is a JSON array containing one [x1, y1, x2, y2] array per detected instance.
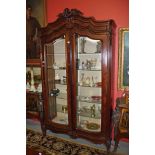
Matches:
[[26, 129, 108, 155]]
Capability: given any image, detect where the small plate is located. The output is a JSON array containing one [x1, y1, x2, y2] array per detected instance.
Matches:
[[86, 122, 100, 130]]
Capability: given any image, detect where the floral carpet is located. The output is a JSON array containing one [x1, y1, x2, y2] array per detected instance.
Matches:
[[26, 129, 107, 155]]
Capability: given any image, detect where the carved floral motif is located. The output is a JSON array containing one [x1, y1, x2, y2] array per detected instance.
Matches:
[[58, 8, 83, 18]]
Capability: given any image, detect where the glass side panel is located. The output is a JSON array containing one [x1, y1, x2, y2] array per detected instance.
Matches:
[[76, 36, 102, 132], [45, 36, 68, 125]]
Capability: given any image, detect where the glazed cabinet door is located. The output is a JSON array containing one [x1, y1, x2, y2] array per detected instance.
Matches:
[[74, 35, 103, 133], [43, 35, 70, 126]]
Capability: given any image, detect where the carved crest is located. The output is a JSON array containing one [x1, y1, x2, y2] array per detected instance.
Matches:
[[58, 8, 83, 19]]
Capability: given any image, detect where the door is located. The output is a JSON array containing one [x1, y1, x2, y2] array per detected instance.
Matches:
[[44, 35, 70, 126], [74, 35, 103, 132]]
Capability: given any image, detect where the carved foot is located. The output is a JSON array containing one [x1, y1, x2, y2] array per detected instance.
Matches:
[[106, 140, 111, 154], [69, 131, 77, 139], [112, 141, 118, 152], [41, 124, 46, 136]]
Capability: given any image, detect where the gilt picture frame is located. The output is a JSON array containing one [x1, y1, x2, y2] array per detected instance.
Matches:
[[118, 28, 129, 90], [26, 0, 46, 27], [26, 0, 46, 59]]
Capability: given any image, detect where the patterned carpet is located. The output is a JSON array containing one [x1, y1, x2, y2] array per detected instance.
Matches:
[[26, 129, 108, 155]]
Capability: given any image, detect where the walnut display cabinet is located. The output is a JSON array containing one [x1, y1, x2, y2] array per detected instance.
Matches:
[[39, 8, 116, 152]]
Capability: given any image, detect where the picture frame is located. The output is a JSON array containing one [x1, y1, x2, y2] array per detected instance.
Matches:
[[119, 108, 129, 132], [26, 0, 46, 59], [26, 0, 46, 27], [118, 28, 129, 90]]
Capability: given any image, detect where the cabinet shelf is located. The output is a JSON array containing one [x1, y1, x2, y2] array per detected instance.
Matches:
[[47, 67, 66, 70], [47, 53, 66, 55], [78, 99, 101, 104], [78, 52, 101, 55], [78, 84, 101, 88], [77, 69, 101, 71], [48, 80, 67, 85], [77, 112, 101, 119], [57, 93, 67, 100], [55, 82, 67, 85], [77, 96, 101, 103]]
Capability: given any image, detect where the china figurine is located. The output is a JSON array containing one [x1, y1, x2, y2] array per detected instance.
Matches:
[[96, 41, 102, 53], [86, 60, 91, 70], [26, 82, 30, 90], [90, 104, 96, 118], [91, 58, 97, 69], [90, 76, 95, 87], [80, 38, 86, 53], [85, 77, 90, 86], [79, 73, 85, 86], [37, 83, 42, 92], [53, 62, 59, 69], [30, 68, 36, 92], [82, 61, 85, 69], [55, 73, 60, 80]]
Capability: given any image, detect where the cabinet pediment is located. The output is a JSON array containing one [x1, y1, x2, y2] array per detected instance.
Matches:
[[40, 8, 116, 42]]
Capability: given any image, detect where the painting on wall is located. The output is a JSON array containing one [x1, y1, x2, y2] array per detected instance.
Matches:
[[118, 28, 129, 90], [26, 0, 46, 27], [26, 0, 46, 59]]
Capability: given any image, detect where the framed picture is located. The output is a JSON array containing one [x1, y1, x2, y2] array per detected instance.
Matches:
[[118, 28, 129, 90], [26, 0, 46, 59], [119, 108, 129, 132], [26, 0, 46, 27]]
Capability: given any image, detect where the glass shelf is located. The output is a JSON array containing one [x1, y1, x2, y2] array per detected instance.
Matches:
[[77, 69, 101, 71], [57, 93, 67, 100], [55, 82, 67, 85], [78, 52, 101, 55], [77, 95, 101, 102], [47, 66, 66, 70], [77, 112, 101, 119], [78, 84, 101, 88], [48, 80, 67, 85], [54, 68, 66, 70], [47, 53, 66, 55]]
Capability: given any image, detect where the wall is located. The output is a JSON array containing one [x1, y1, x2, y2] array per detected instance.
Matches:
[[45, 0, 129, 107]]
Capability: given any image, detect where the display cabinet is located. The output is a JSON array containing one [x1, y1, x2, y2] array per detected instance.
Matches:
[[39, 8, 116, 152], [26, 60, 42, 119]]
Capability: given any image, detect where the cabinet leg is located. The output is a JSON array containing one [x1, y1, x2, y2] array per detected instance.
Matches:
[[106, 139, 111, 154], [40, 113, 46, 136], [39, 108, 46, 136], [112, 125, 119, 152], [41, 124, 46, 136], [68, 130, 77, 139], [113, 139, 119, 152]]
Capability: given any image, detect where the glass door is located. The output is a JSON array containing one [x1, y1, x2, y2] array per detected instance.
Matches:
[[76, 36, 102, 132], [45, 35, 69, 125]]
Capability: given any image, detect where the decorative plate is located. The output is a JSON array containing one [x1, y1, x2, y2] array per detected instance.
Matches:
[[86, 122, 100, 130]]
